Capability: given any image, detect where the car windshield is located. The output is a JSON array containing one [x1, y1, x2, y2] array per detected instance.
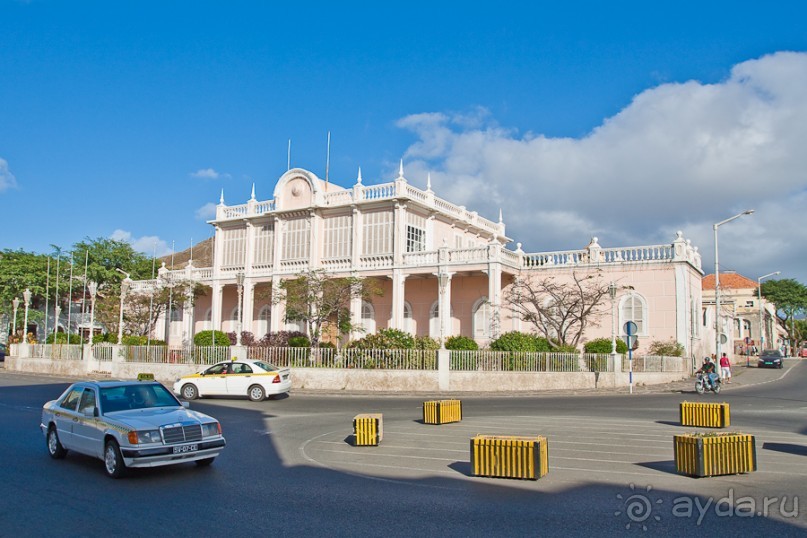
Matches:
[[100, 383, 181, 412], [253, 361, 280, 372], [760, 350, 781, 357]]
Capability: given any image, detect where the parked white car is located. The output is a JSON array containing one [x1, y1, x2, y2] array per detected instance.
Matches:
[[174, 359, 292, 402], [41, 379, 226, 478]]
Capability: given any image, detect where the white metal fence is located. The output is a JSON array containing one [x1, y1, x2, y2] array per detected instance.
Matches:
[[248, 347, 438, 370], [16, 344, 687, 373], [29, 344, 83, 360]]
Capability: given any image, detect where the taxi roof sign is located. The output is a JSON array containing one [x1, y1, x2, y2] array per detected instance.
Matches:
[[137, 373, 155, 381]]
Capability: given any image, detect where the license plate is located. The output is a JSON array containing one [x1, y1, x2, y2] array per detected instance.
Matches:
[[173, 444, 198, 454]]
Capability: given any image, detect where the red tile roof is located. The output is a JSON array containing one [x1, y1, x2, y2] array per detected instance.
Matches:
[[702, 272, 759, 291]]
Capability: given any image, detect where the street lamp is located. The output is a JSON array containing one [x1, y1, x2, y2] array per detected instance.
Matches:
[[437, 272, 451, 349], [118, 275, 131, 345], [88, 281, 98, 343], [714, 210, 754, 361], [12, 297, 20, 340], [608, 282, 618, 355], [22, 289, 32, 344], [757, 271, 780, 356], [235, 272, 245, 346]]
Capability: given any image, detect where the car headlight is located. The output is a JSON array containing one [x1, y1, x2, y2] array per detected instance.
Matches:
[[128, 430, 162, 444], [201, 422, 221, 437]]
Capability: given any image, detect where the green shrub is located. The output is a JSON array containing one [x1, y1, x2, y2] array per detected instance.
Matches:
[[415, 336, 440, 351], [121, 335, 166, 346], [445, 335, 478, 350], [490, 331, 551, 352], [647, 339, 685, 357], [348, 328, 415, 350], [318, 341, 336, 349], [194, 330, 231, 347], [288, 335, 311, 348], [46, 332, 83, 344], [584, 337, 628, 354], [553, 343, 579, 353]]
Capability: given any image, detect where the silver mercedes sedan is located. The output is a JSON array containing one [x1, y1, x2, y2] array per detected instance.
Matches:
[[41, 378, 226, 478]]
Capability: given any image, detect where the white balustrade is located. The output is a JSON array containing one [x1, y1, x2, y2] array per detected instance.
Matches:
[[403, 251, 438, 266]]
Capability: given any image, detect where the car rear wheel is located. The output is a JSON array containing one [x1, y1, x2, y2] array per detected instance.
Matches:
[[181, 383, 199, 400], [248, 384, 266, 402], [47, 426, 67, 459], [104, 439, 126, 479], [195, 457, 215, 467]]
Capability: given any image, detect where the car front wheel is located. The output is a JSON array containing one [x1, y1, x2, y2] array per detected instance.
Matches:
[[104, 439, 126, 479], [248, 384, 266, 402], [47, 426, 67, 459], [181, 384, 199, 400]]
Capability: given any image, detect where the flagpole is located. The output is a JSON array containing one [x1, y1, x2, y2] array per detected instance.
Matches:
[[67, 252, 74, 343], [44, 257, 51, 339]]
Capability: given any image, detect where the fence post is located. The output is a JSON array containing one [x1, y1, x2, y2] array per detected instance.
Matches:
[[438, 349, 450, 391]]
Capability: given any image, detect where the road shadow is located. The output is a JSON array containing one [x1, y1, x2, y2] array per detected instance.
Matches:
[[655, 420, 682, 427], [763, 442, 807, 456], [636, 460, 679, 475], [448, 461, 473, 477]]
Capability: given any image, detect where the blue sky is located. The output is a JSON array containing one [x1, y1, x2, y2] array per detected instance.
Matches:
[[2, 1, 806, 283]]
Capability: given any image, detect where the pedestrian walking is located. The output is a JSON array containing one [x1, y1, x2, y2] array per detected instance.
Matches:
[[719, 353, 732, 384]]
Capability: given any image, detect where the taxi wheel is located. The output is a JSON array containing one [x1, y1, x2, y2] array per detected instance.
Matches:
[[181, 383, 199, 400], [104, 439, 127, 479], [47, 426, 67, 459], [248, 384, 266, 402]]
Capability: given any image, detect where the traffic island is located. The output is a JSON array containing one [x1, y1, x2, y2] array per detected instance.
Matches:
[[353, 413, 383, 446], [679, 401, 731, 428], [470, 435, 549, 480], [674, 433, 756, 477], [423, 399, 462, 424]]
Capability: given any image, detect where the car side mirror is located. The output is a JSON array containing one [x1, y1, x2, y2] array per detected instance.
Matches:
[[181, 401, 190, 409]]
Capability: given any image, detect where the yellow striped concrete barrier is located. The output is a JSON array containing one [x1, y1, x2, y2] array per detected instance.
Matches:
[[470, 435, 548, 480], [674, 433, 756, 477], [423, 400, 462, 424], [679, 401, 730, 428], [353, 413, 383, 446]]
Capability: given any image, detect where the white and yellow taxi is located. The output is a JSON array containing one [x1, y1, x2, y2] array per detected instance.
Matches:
[[173, 359, 292, 402], [40, 378, 226, 478]]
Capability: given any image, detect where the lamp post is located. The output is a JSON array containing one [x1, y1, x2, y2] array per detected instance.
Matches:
[[437, 272, 450, 349], [87, 281, 98, 343], [12, 297, 20, 340], [757, 271, 780, 358], [608, 282, 618, 355], [235, 272, 245, 346], [22, 289, 32, 344], [118, 276, 131, 345], [714, 210, 754, 361]]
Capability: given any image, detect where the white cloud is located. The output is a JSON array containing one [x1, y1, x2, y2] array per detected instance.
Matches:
[[110, 229, 172, 258], [195, 203, 217, 221], [397, 52, 807, 283], [0, 158, 18, 191], [190, 168, 231, 180]]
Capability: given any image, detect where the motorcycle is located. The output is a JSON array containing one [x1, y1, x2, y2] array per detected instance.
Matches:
[[695, 372, 722, 394]]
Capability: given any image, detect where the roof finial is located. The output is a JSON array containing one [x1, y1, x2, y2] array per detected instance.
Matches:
[[250, 183, 256, 200], [426, 172, 432, 192], [219, 189, 225, 205], [498, 208, 503, 224], [398, 159, 404, 179], [356, 166, 363, 185]]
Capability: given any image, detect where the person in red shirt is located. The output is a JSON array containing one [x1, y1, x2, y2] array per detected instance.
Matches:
[[719, 353, 732, 384]]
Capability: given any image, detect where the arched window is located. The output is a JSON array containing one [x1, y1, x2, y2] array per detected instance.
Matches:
[[472, 297, 491, 339], [429, 301, 454, 339], [170, 307, 183, 322], [619, 293, 647, 336], [257, 305, 271, 338], [403, 301, 414, 334], [361, 301, 376, 335], [203, 308, 212, 331]]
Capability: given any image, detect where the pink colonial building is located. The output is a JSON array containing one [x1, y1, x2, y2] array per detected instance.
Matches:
[[149, 165, 706, 357]]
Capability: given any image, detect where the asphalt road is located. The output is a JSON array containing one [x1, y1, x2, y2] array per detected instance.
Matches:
[[1, 360, 806, 537]]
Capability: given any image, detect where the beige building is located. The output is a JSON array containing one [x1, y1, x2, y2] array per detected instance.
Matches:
[[140, 166, 706, 356]]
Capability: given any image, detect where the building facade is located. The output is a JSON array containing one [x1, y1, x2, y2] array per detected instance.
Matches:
[[140, 166, 705, 357]]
